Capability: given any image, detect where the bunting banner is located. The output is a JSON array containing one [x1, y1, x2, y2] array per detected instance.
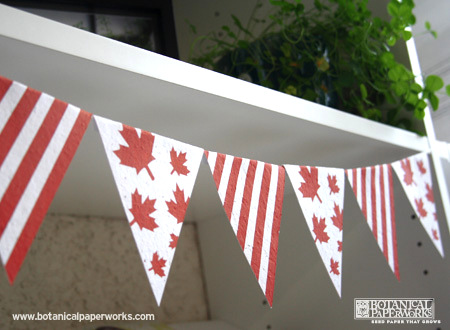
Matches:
[[95, 116, 203, 305], [346, 164, 400, 280], [204, 151, 285, 306], [1, 74, 449, 307], [0, 76, 91, 283], [284, 165, 345, 296], [392, 153, 444, 257]]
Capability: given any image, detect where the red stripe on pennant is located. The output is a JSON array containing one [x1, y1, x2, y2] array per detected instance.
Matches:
[[0, 76, 13, 100], [0, 99, 67, 236], [380, 165, 388, 260], [251, 163, 272, 280], [5, 109, 91, 283], [370, 167, 377, 236], [236, 159, 257, 249], [361, 168, 367, 218], [212, 153, 226, 190], [223, 157, 242, 219], [388, 165, 400, 280], [0, 88, 41, 165], [204, 150, 209, 159], [265, 166, 285, 306]]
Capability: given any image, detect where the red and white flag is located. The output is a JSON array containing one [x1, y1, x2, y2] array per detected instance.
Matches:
[[392, 153, 444, 257], [95, 116, 203, 305], [0, 76, 91, 283], [205, 151, 285, 306], [346, 164, 400, 279], [285, 165, 345, 296]]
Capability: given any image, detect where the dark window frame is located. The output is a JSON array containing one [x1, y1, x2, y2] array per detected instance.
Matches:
[[1, 0, 179, 59]]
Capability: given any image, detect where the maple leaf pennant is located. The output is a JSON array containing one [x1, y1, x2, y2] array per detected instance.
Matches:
[[392, 153, 444, 257], [285, 165, 345, 297], [346, 164, 400, 280], [205, 151, 285, 307], [95, 116, 204, 305]]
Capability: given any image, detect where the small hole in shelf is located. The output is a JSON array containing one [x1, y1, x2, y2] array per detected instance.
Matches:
[[417, 241, 422, 247], [411, 214, 416, 220], [262, 300, 268, 306], [423, 270, 428, 275], [266, 325, 272, 330]]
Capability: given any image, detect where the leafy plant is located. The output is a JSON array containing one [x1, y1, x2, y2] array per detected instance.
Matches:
[[189, 0, 450, 134]]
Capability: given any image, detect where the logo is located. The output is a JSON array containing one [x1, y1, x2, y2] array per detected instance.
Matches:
[[354, 299, 440, 325]]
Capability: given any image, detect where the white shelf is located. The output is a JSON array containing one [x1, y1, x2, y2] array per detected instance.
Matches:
[[0, 3, 432, 219]]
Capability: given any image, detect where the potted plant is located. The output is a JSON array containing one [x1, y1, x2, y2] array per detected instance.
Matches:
[[189, 0, 450, 134]]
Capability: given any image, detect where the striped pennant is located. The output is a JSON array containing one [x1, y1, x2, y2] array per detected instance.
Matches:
[[346, 164, 400, 280], [0, 76, 91, 283], [284, 165, 345, 296], [204, 151, 285, 306], [392, 153, 444, 257]]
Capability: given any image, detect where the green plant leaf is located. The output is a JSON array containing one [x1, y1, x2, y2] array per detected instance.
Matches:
[[387, 2, 399, 16], [425, 21, 431, 30], [406, 92, 418, 105], [231, 15, 253, 37], [387, 35, 397, 46], [431, 31, 438, 38], [414, 107, 425, 120], [410, 83, 422, 93], [428, 93, 439, 110], [417, 99, 427, 111], [402, 30, 412, 41], [425, 75, 444, 92], [360, 83, 368, 99], [446, 84, 450, 96]]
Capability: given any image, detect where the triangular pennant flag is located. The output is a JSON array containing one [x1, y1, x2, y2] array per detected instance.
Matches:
[[0, 75, 91, 283], [95, 116, 203, 305], [284, 165, 345, 296], [346, 164, 400, 280], [205, 151, 285, 306], [392, 153, 444, 257]]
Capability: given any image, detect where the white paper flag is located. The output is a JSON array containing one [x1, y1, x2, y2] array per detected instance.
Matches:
[[392, 153, 444, 257], [285, 165, 345, 296], [205, 151, 285, 306], [95, 116, 203, 305], [346, 164, 400, 279]]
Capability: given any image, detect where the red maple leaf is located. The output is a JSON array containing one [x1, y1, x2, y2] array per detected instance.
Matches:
[[327, 174, 340, 194], [114, 124, 155, 180], [169, 233, 179, 249], [129, 189, 158, 231], [170, 147, 190, 176], [149, 252, 166, 277], [299, 167, 322, 203], [331, 203, 343, 232], [415, 198, 427, 218], [312, 214, 329, 243], [400, 159, 414, 186], [432, 229, 439, 241], [337, 240, 342, 252], [425, 183, 434, 203], [330, 258, 340, 275], [166, 185, 190, 224], [417, 160, 427, 174]]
